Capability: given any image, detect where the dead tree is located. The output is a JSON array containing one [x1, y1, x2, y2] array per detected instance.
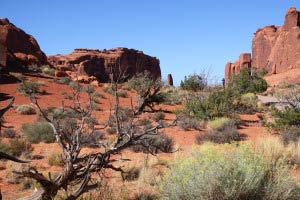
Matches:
[[127, 71, 166, 114], [0, 97, 14, 133], [15, 78, 174, 200]]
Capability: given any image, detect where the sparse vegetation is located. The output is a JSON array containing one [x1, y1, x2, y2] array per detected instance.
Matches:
[[15, 104, 36, 115]]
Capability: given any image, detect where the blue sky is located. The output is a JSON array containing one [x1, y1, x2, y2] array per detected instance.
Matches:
[[2, 0, 299, 85]]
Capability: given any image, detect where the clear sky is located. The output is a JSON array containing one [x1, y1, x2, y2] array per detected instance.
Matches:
[[2, 0, 299, 85]]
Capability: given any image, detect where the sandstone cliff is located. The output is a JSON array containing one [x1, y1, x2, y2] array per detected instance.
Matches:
[[225, 7, 300, 85], [0, 18, 47, 68], [48, 48, 161, 82]]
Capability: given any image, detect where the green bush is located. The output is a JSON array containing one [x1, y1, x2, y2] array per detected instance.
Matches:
[[121, 167, 141, 181], [15, 104, 36, 115], [22, 121, 55, 143], [180, 73, 207, 91], [58, 76, 72, 85], [228, 68, 268, 95], [161, 142, 300, 200], [270, 107, 300, 130]]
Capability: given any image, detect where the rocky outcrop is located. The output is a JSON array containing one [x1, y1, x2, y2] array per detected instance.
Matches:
[[48, 48, 161, 82], [225, 53, 251, 84], [225, 7, 300, 85], [0, 18, 47, 68], [167, 74, 173, 86]]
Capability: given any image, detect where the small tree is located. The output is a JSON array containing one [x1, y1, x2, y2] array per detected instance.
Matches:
[[180, 73, 207, 91]]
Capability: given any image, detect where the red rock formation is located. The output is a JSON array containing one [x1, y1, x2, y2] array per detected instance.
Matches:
[[225, 53, 251, 84], [225, 7, 300, 85], [0, 18, 47, 68], [252, 7, 300, 74], [48, 48, 161, 82]]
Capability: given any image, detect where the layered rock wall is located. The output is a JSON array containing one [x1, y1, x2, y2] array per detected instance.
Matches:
[[225, 53, 251, 84], [48, 48, 161, 82], [225, 7, 300, 85]]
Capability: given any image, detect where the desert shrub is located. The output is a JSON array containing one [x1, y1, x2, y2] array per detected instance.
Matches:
[[61, 91, 73, 100], [270, 107, 300, 130], [281, 127, 300, 145], [136, 118, 152, 126], [183, 89, 234, 120], [196, 119, 241, 144], [0, 142, 11, 155], [180, 73, 207, 91], [207, 117, 232, 130], [228, 68, 268, 95], [2, 129, 17, 138], [80, 131, 106, 147], [134, 193, 159, 200], [151, 112, 165, 122], [18, 80, 42, 95], [103, 86, 114, 95], [238, 92, 258, 113], [27, 64, 41, 72], [48, 153, 63, 166], [106, 127, 117, 135], [15, 104, 36, 115], [130, 134, 174, 154], [121, 166, 141, 181], [161, 142, 300, 200], [178, 116, 200, 130], [118, 90, 128, 98], [41, 65, 55, 76], [22, 121, 55, 143], [58, 76, 72, 85], [9, 139, 33, 157]]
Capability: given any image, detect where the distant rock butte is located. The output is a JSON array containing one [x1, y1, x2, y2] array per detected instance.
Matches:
[[0, 18, 47, 68], [225, 7, 300, 85], [48, 48, 161, 82]]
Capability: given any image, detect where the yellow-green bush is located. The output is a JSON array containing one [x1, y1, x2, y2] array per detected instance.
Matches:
[[15, 104, 36, 115], [161, 140, 300, 200]]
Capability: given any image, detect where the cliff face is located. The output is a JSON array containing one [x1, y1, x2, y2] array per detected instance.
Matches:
[[48, 48, 161, 82], [0, 18, 47, 68], [225, 53, 251, 84], [225, 7, 300, 85], [252, 7, 300, 74]]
